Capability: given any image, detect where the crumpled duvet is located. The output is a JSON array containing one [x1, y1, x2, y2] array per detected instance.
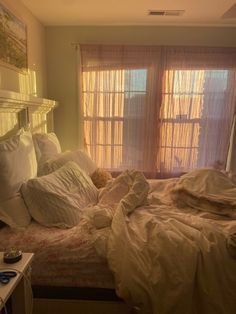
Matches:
[[86, 169, 149, 231], [91, 168, 236, 314], [171, 168, 236, 218]]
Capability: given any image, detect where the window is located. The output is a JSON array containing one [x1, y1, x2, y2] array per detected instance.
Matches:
[[80, 45, 236, 177], [83, 68, 148, 170], [159, 69, 230, 174]]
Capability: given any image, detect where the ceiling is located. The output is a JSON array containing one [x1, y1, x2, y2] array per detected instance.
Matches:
[[21, 0, 236, 26]]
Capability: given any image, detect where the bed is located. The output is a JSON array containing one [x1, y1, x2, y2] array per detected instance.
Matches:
[[0, 91, 123, 309], [0, 90, 236, 314]]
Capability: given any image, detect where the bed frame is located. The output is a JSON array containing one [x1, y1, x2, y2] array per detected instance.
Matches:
[[0, 89, 131, 314]]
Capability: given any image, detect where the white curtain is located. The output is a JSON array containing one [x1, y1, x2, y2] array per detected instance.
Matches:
[[80, 45, 236, 178], [227, 116, 236, 174], [80, 45, 161, 177], [159, 47, 236, 176]]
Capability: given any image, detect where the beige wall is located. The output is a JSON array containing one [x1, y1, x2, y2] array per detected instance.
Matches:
[[45, 26, 236, 150], [0, 0, 47, 97]]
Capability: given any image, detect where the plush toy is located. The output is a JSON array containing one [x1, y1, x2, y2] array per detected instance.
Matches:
[[91, 168, 112, 188]]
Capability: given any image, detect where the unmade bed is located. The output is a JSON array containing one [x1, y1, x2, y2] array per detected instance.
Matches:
[[0, 91, 236, 314], [89, 169, 236, 314], [1, 169, 236, 313]]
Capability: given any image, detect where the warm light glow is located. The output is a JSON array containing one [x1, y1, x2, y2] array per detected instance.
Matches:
[[159, 69, 229, 172], [83, 69, 126, 168], [19, 69, 37, 96], [0, 112, 18, 136], [83, 67, 229, 173], [31, 113, 47, 133]]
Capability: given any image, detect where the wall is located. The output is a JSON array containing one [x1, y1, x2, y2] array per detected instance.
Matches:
[[45, 26, 236, 150], [0, 0, 47, 97]]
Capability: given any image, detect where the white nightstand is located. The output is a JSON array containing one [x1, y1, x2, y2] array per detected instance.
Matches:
[[0, 252, 34, 314]]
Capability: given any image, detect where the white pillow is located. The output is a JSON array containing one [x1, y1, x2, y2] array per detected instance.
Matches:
[[21, 161, 98, 228], [42, 149, 97, 176], [0, 129, 37, 201], [32, 132, 61, 164], [0, 196, 31, 228]]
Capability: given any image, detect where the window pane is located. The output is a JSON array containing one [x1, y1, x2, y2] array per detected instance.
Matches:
[[160, 69, 230, 173], [83, 68, 147, 170], [124, 69, 147, 92]]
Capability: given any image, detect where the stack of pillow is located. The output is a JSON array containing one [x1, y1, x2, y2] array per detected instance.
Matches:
[[0, 128, 37, 228], [0, 129, 112, 229]]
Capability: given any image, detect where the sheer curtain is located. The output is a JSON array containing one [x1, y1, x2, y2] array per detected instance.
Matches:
[[80, 45, 162, 177], [159, 47, 236, 176], [80, 45, 236, 177], [227, 116, 236, 174]]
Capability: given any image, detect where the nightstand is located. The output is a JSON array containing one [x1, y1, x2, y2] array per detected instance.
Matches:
[[0, 252, 34, 314]]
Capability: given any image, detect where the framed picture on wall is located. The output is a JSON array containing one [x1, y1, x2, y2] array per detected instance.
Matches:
[[0, 2, 27, 70]]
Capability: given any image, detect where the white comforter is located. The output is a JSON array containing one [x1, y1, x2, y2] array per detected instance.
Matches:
[[90, 169, 236, 314]]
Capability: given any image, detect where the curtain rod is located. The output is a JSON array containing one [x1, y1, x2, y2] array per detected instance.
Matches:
[[71, 42, 100, 49], [71, 42, 102, 46], [71, 42, 106, 49]]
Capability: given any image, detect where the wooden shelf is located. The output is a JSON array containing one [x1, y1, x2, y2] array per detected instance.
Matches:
[[0, 89, 58, 112]]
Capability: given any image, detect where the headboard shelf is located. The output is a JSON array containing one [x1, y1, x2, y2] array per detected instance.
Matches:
[[0, 89, 57, 111], [0, 89, 58, 135]]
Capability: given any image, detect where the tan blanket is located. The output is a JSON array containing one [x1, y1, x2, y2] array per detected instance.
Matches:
[[171, 168, 236, 218], [92, 168, 236, 314]]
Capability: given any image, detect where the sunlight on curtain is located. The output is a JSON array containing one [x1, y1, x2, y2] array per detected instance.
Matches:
[[81, 45, 160, 175], [159, 68, 236, 175], [83, 68, 149, 169], [80, 45, 236, 177], [227, 116, 236, 173], [160, 70, 204, 174], [83, 69, 125, 168]]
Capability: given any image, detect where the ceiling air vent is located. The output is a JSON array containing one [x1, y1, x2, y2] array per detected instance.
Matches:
[[148, 10, 185, 17]]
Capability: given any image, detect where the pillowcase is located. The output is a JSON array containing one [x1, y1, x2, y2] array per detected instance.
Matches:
[[41, 149, 97, 176], [0, 128, 37, 201], [91, 168, 112, 188], [32, 132, 61, 164], [21, 161, 98, 228]]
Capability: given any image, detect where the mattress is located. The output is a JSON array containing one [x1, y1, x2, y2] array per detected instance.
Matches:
[[0, 218, 114, 289]]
